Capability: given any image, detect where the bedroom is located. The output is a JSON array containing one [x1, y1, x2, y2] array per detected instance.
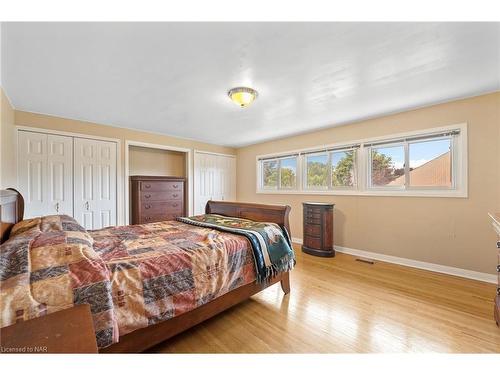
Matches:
[[1, 1, 499, 373]]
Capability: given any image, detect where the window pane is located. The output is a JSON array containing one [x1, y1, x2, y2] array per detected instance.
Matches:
[[306, 154, 328, 188], [409, 138, 451, 187], [280, 157, 297, 189], [331, 150, 355, 187], [371, 145, 405, 187], [262, 160, 278, 188]]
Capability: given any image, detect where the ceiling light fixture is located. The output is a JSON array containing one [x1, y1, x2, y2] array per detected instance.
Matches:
[[228, 87, 258, 107]]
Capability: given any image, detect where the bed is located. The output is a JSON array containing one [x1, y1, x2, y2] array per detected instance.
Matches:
[[0, 189, 293, 353]]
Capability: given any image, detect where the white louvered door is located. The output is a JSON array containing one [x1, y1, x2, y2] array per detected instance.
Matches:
[[73, 138, 117, 229], [194, 152, 236, 215], [18, 131, 73, 218]]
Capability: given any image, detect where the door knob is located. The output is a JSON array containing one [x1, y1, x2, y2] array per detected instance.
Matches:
[[55, 202, 60, 212], [85, 201, 90, 210]]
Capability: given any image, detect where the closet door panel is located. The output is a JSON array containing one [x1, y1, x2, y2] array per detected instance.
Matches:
[[73, 138, 116, 229], [194, 152, 236, 215], [74, 138, 97, 229], [47, 135, 73, 216], [18, 131, 47, 218], [96, 141, 117, 228]]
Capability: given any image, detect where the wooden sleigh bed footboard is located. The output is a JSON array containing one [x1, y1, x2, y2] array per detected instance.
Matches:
[[0, 192, 292, 353], [102, 200, 292, 353], [102, 272, 290, 353]]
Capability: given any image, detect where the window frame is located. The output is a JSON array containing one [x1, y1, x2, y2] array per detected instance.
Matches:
[[367, 141, 407, 191], [303, 151, 331, 191], [255, 123, 467, 198], [259, 155, 299, 191]]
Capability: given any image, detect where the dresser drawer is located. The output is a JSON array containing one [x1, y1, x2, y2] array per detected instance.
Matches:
[[140, 181, 183, 192], [140, 213, 180, 223], [304, 235, 322, 249], [306, 206, 322, 214], [304, 224, 321, 237], [305, 216, 321, 225], [141, 201, 183, 214], [141, 191, 183, 201]]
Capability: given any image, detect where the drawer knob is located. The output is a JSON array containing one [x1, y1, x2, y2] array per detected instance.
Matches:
[[497, 265, 500, 273], [173, 203, 178, 207], [145, 204, 151, 209], [145, 216, 151, 220], [173, 193, 178, 197], [145, 194, 151, 198], [145, 184, 151, 188], [173, 184, 178, 188]]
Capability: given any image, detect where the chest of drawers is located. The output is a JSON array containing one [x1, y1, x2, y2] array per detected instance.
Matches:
[[130, 176, 186, 224], [302, 202, 335, 257]]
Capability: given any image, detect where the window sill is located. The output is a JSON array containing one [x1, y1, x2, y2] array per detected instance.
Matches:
[[255, 189, 468, 198]]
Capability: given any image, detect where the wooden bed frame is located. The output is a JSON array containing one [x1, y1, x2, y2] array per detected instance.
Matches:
[[0, 190, 292, 353]]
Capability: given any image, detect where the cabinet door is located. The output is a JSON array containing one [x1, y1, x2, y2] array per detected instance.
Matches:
[[74, 138, 117, 229], [47, 135, 73, 216], [18, 131, 47, 218]]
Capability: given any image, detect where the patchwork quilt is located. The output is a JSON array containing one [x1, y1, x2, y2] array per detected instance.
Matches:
[[177, 214, 295, 282], [0, 215, 258, 348]]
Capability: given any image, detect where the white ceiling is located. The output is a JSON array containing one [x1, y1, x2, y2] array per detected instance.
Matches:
[[1, 22, 499, 147]]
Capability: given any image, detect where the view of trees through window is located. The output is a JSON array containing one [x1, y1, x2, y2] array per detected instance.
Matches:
[[262, 157, 297, 189], [332, 150, 355, 187], [262, 160, 278, 188], [306, 150, 356, 189], [260, 132, 457, 193], [280, 158, 296, 188], [371, 145, 405, 186], [306, 154, 328, 188]]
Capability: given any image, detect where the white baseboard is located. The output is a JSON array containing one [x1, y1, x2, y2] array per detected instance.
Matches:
[[291, 237, 496, 284]]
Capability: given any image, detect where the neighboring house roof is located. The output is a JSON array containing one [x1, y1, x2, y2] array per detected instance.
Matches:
[[388, 151, 451, 187]]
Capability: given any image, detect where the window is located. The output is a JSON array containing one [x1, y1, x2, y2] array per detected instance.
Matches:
[[366, 131, 458, 191], [256, 124, 466, 197], [370, 144, 405, 187], [306, 153, 329, 189], [408, 138, 451, 188], [262, 160, 278, 189], [259, 155, 298, 190], [331, 150, 356, 187]]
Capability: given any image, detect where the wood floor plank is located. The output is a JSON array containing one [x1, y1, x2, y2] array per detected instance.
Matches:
[[150, 245, 500, 353]]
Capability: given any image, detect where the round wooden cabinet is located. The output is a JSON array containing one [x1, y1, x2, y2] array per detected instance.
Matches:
[[302, 202, 335, 257]]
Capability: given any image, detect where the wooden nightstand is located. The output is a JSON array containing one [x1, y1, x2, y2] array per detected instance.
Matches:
[[0, 304, 98, 353], [302, 202, 335, 257]]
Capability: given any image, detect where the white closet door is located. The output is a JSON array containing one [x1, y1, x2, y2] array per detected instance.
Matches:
[[225, 155, 236, 201], [194, 152, 236, 215], [47, 135, 73, 216], [74, 138, 117, 229], [194, 152, 214, 215], [18, 131, 47, 218]]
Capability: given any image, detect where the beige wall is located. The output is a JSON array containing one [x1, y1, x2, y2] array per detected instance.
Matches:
[[0, 95, 236, 224], [237, 92, 500, 275], [0, 108, 235, 190], [0, 88, 16, 188], [129, 146, 186, 177]]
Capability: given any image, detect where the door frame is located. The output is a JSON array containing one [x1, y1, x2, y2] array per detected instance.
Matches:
[[15, 126, 123, 224], [125, 140, 193, 224]]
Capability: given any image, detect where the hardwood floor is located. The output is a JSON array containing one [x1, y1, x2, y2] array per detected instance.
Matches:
[[150, 244, 500, 353]]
